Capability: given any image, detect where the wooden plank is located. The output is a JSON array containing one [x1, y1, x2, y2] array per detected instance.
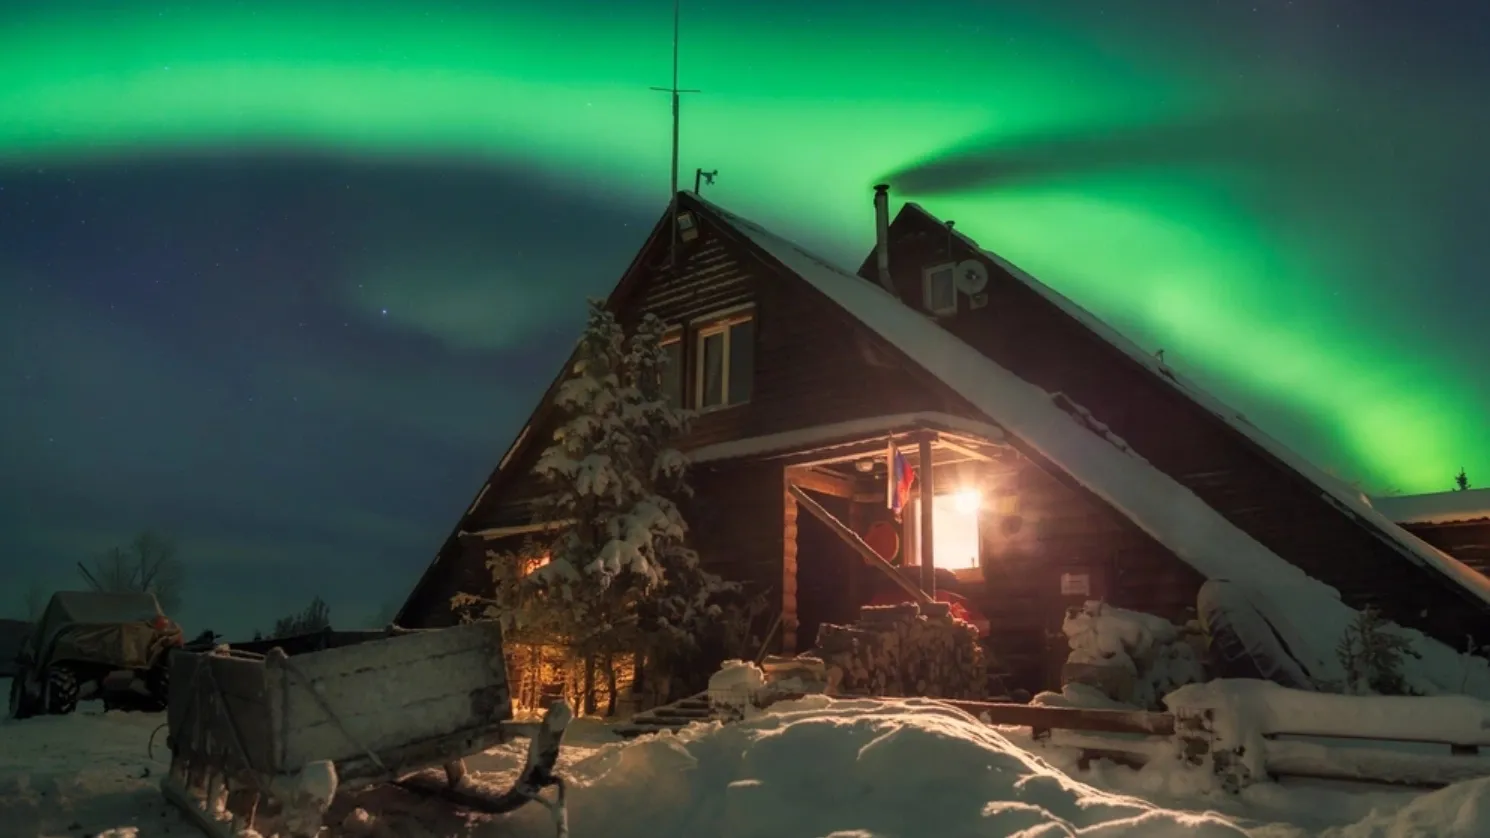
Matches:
[[918, 437, 935, 596], [782, 479, 799, 653], [1262, 738, 1490, 789], [786, 467, 856, 498], [940, 699, 1177, 736], [787, 484, 932, 605]]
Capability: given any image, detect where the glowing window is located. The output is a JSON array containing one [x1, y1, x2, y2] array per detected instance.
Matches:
[[908, 490, 982, 571]]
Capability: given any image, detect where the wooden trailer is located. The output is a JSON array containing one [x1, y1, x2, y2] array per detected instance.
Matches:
[[162, 621, 571, 838]]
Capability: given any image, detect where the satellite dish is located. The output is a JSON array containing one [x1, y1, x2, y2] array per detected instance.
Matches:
[[954, 260, 989, 295]]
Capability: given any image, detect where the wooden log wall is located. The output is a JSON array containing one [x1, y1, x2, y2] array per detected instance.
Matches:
[[874, 208, 1488, 654]]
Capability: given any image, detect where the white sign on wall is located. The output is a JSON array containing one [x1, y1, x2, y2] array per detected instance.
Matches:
[[1059, 572, 1091, 597]]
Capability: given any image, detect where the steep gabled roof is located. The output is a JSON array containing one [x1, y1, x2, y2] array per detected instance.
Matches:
[[691, 195, 1490, 694], [1374, 488, 1490, 525], [886, 202, 1490, 612]]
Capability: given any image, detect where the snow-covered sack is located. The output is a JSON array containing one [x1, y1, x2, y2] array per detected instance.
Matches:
[[707, 659, 767, 721], [1062, 600, 1205, 709], [810, 602, 987, 699]]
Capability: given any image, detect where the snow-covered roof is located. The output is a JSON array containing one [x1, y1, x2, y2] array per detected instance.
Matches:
[[695, 194, 1490, 694], [893, 202, 1490, 610], [1371, 488, 1490, 525], [687, 412, 1006, 465]]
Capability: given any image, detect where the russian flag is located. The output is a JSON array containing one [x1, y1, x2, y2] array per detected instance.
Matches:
[[887, 439, 916, 518]]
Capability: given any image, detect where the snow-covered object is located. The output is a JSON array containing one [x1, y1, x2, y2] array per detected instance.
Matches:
[[707, 659, 766, 719], [694, 197, 1490, 700], [1166, 679, 1490, 790], [1062, 601, 1205, 708], [1371, 488, 1490, 525], [1166, 679, 1490, 748], [1198, 580, 1316, 691]]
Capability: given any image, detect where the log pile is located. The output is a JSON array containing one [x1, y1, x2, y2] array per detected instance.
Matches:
[[807, 603, 987, 700]]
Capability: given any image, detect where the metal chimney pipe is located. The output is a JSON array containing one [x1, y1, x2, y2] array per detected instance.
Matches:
[[873, 184, 895, 294]]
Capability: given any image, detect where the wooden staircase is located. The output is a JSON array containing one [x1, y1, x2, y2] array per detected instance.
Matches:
[[612, 693, 718, 739]]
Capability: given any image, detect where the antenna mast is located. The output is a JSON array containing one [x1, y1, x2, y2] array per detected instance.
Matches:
[[651, 0, 699, 269]]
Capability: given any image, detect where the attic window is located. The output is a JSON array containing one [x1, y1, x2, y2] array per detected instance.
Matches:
[[923, 264, 958, 317], [695, 307, 755, 411]]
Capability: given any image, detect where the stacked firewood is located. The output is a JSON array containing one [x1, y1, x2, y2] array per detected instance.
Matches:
[[807, 603, 988, 700]]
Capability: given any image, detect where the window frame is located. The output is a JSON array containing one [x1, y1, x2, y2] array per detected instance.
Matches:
[[922, 263, 959, 317], [691, 305, 755, 412]]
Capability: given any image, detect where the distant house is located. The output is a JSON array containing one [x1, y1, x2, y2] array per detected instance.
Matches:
[[0, 618, 31, 676], [399, 189, 1490, 694], [1374, 489, 1490, 576]]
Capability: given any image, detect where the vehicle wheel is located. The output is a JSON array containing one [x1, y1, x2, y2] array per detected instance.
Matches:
[[44, 666, 80, 715], [8, 671, 37, 720]]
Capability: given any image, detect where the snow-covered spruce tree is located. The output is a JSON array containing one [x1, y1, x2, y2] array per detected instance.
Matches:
[[622, 313, 761, 701], [455, 301, 751, 713], [1335, 606, 1420, 695]]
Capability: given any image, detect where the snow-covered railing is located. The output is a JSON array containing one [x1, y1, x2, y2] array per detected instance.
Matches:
[[951, 682, 1490, 791]]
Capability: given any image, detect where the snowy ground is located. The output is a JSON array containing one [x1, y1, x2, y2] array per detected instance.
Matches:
[[4, 679, 1488, 838]]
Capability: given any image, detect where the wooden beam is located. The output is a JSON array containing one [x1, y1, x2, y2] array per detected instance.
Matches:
[[785, 467, 856, 498], [786, 484, 932, 605], [936, 438, 996, 464], [782, 480, 799, 653], [919, 436, 936, 596]]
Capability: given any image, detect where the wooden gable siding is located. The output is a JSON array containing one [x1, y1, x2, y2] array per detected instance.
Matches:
[[465, 199, 980, 532], [1404, 522, 1490, 577], [870, 208, 1489, 645], [975, 456, 1203, 692], [404, 197, 982, 627]]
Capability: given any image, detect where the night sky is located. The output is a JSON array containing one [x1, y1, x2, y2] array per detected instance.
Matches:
[[3, 0, 1488, 638]]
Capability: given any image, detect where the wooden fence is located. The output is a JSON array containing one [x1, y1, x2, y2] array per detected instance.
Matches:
[[931, 697, 1490, 790]]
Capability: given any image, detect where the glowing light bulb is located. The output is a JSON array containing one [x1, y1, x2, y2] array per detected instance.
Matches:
[[953, 489, 981, 514]]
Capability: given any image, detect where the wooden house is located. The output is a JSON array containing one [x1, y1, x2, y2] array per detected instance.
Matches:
[[398, 188, 1490, 693], [1374, 489, 1490, 576]]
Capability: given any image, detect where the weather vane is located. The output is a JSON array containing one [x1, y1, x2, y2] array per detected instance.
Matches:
[[650, 0, 700, 269]]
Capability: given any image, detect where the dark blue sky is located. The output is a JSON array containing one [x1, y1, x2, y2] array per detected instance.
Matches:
[[1, 158, 649, 635], [3, 0, 1489, 638]]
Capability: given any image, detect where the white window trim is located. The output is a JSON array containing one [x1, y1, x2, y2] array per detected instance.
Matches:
[[693, 308, 755, 412], [923, 263, 959, 317]]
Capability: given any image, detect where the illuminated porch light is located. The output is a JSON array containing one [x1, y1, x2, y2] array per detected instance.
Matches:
[[953, 488, 982, 514]]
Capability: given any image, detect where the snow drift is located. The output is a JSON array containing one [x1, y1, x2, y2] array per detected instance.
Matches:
[[495, 696, 1256, 838]]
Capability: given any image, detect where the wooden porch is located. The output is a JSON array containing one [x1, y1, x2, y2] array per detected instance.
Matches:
[[770, 419, 1011, 653]]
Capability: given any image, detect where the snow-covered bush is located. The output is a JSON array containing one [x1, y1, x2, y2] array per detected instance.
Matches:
[[1334, 605, 1420, 696], [454, 301, 757, 713], [1056, 600, 1205, 710]]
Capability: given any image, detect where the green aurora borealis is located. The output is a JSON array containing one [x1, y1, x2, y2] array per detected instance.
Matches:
[[3, 1, 1486, 494]]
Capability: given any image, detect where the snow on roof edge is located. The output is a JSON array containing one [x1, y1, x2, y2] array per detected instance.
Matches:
[[897, 202, 1490, 608], [687, 411, 1006, 465], [696, 195, 1490, 692], [1371, 488, 1490, 525]]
